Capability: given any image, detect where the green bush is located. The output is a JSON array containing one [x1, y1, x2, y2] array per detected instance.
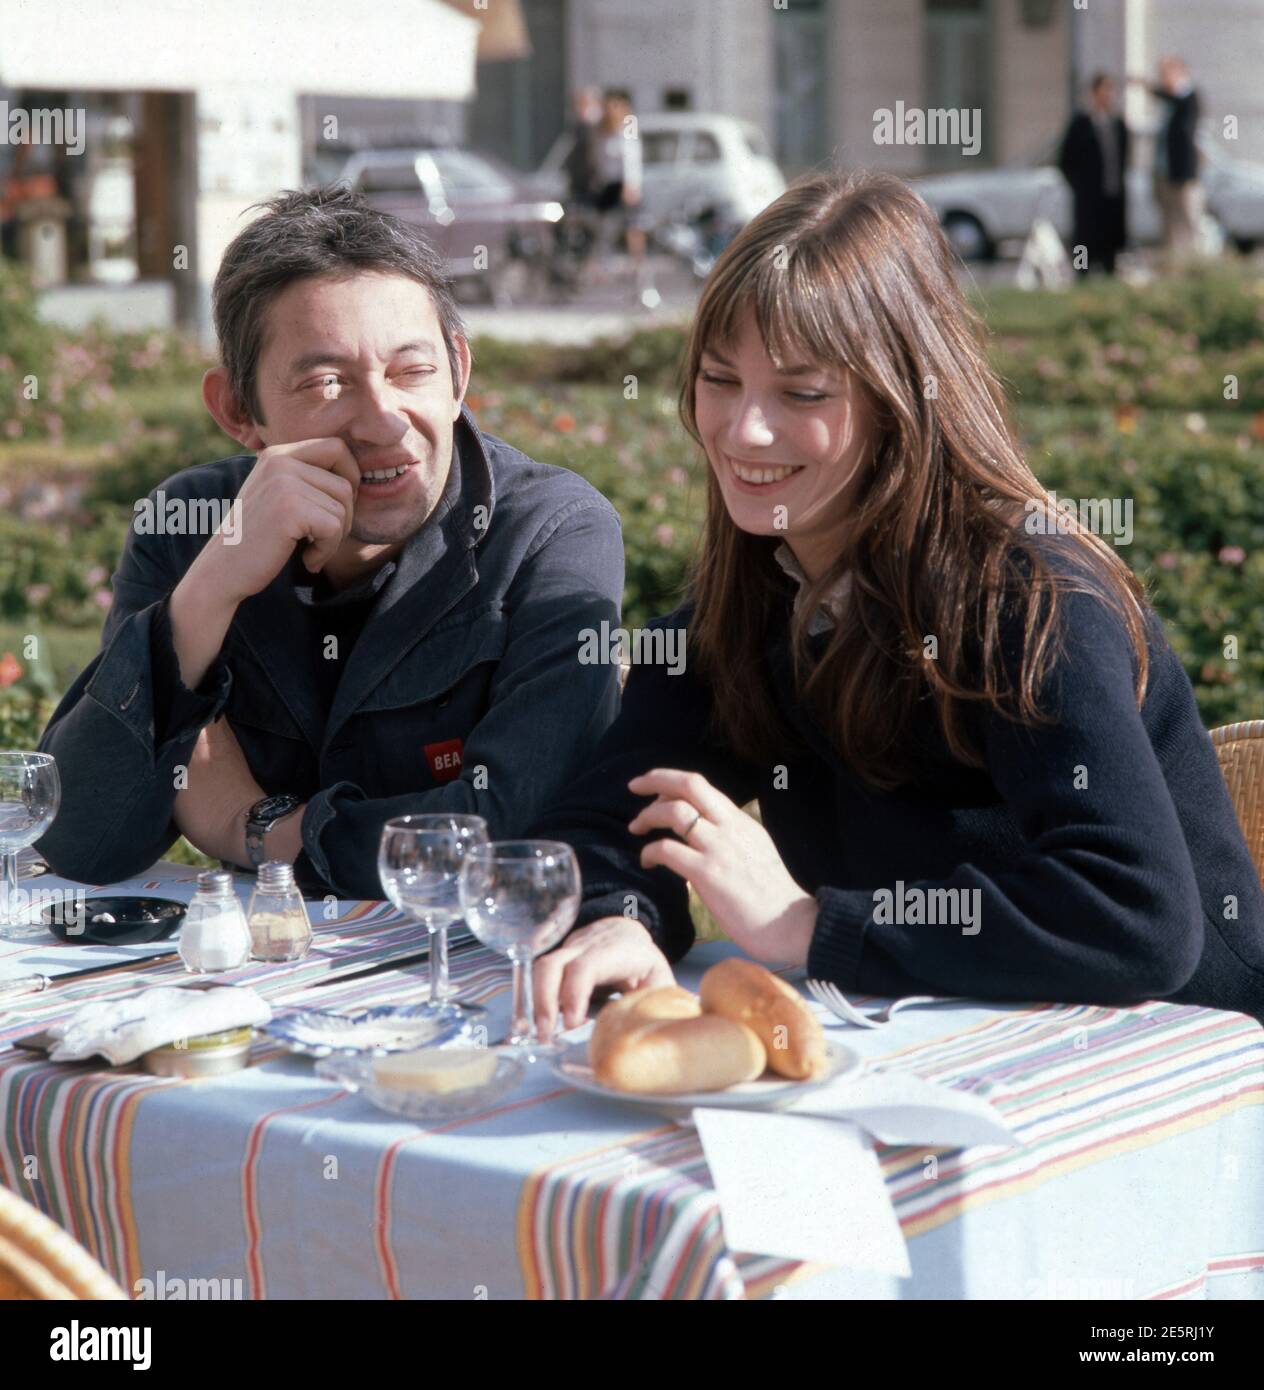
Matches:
[[0, 513, 130, 628], [2, 265, 1262, 754], [470, 321, 687, 389], [85, 407, 236, 508], [0, 260, 133, 444]]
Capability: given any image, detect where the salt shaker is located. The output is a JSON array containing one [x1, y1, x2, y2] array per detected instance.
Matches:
[[246, 861, 312, 962], [179, 869, 251, 973]]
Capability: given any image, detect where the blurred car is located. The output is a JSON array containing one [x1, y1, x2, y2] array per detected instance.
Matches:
[[338, 146, 564, 305], [911, 135, 1264, 260], [535, 111, 786, 227]]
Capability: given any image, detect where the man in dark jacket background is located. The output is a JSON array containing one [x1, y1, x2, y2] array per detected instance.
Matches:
[[1129, 55, 1202, 267], [1057, 73, 1130, 276], [37, 187, 624, 901]]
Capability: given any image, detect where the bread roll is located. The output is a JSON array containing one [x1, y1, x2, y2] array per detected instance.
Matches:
[[699, 958, 827, 1080], [589, 985, 766, 1093], [589, 985, 701, 1069], [594, 1012, 767, 1094]]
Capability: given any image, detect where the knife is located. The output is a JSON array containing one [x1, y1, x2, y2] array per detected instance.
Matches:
[[305, 932, 485, 991], [0, 953, 181, 1004]]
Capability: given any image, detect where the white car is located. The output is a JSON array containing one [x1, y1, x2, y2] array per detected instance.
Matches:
[[911, 134, 1264, 260], [536, 112, 786, 227]]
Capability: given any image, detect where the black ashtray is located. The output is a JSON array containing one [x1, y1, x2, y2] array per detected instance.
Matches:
[[42, 895, 187, 945]]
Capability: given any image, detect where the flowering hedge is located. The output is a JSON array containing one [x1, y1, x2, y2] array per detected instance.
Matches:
[[1, 262, 1261, 749]]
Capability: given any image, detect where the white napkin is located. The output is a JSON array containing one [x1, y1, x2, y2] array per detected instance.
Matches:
[[785, 1066, 1017, 1148], [693, 1066, 1019, 1270], [47, 985, 272, 1065], [694, 1111, 911, 1274]]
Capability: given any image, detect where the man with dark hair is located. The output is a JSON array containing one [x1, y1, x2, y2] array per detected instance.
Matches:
[[1057, 72, 1130, 276], [37, 186, 624, 900]]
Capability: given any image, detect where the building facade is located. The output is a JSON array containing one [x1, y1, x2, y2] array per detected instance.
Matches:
[[474, 0, 1262, 178]]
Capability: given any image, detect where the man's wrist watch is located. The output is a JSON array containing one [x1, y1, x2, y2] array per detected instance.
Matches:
[[245, 793, 303, 868]]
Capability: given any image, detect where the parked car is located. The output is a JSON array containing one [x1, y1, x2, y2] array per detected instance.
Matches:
[[911, 134, 1264, 260], [535, 111, 786, 227], [338, 147, 564, 305]]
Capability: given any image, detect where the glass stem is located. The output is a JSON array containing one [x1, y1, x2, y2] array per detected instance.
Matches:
[[431, 923, 450, 1002], [509, 948, 534, 1047], [1, 852, 17, 926]]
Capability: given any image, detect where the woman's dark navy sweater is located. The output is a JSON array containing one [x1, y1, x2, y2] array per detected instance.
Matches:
[[534, 548, 1264, 1023]]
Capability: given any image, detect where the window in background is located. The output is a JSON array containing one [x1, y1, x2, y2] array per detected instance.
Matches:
[[773, 0, 828, 173], [923, 0, 993, 170]]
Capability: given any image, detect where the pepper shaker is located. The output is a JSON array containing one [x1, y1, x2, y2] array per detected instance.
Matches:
[[247, 861, 312, 962]]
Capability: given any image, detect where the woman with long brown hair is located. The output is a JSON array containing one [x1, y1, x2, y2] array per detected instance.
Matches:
[[531, 170, 1264, 1030]]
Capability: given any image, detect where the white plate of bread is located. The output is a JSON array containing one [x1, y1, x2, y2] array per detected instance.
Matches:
[[552, 958, 860, 1116]]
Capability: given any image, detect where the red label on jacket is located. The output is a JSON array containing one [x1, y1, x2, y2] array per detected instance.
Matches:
[[424, 738, 464, 784]]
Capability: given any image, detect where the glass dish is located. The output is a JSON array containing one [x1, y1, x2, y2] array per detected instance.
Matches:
[[264, 1005, 474, 1057], [316, 1049, 525, 1119]]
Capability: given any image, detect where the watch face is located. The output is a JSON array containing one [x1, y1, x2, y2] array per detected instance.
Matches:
[[252, 794, 300, 824]]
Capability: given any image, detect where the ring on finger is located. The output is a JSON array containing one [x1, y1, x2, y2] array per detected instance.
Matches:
[[681, 809, 704, 842]]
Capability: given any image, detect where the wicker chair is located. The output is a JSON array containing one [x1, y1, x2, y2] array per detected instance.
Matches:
[[0, 1185, 127, 1300], [1211, 721, 1264, 889]]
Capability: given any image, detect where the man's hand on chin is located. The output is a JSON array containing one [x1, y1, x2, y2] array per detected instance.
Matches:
[[174, 718, 304, 869]]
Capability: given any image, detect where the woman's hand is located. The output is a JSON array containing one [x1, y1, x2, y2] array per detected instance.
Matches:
[[533, 917, 675, 1037], [627, 769, 818, 966]]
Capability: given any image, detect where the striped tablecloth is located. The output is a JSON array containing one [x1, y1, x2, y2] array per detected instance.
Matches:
[[2, 862, 1262, 1300]]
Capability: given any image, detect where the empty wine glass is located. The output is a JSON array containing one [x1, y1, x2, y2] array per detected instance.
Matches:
[[458, 841, 580, 1059], [377, 814, 488, 1024], [0, 752, 61, 942]]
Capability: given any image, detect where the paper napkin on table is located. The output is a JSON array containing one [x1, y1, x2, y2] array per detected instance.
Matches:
[[693, 1067, 1019, 1271], [694, 1110, 911, 1274], [785, 1066, 1018, 1148], [47, 985, 271, 1065]]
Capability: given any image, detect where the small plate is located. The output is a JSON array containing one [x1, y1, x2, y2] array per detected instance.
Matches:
[[42, 896, 186, 945], [264, 1006, 472, 1057], [316, 1050, 525, 1119], [550, 1038, 861, 1118]]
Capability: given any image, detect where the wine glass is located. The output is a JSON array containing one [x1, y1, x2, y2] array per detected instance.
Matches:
[[377, 814, 488, 1023], [458, 841, 581, 1059], [0, 752, 61, 943]]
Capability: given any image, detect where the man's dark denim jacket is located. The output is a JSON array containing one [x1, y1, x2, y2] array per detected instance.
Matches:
[[37, 407, 624, 900]]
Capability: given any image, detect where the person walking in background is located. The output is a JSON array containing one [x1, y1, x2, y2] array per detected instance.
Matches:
[[1057, 73, 1130, 276], [592, 88, 646, 282], [561, 86, 603, 212], [1130, 56, 1202, 268], [551, 86, 604, 291]]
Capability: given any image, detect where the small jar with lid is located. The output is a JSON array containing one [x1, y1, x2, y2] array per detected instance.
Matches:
[[247, 861, 313, 962], [179, 869, 252, 974]]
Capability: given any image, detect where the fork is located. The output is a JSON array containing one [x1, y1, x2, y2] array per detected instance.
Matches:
[[805, 978, 958, 1028]]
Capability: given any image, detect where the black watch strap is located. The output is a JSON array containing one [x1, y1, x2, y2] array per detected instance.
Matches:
[[245, 794, 302, 868]]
